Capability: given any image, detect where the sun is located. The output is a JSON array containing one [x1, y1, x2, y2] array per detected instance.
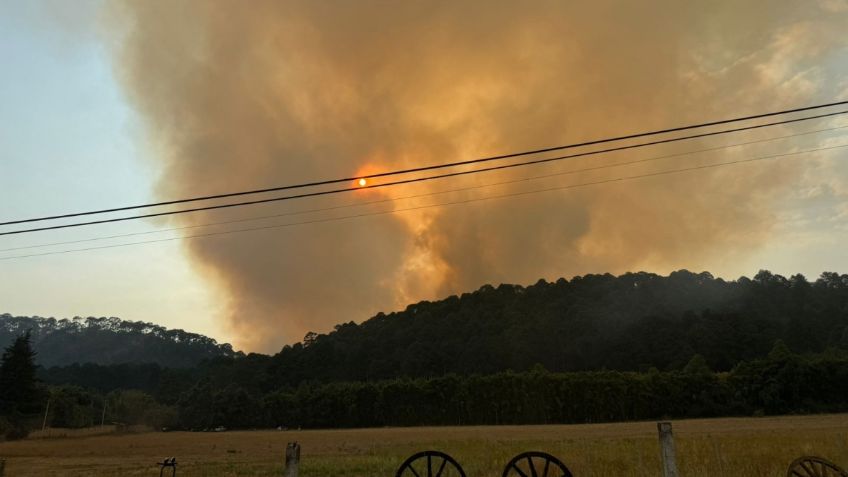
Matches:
[[358, 178, 367, 187]]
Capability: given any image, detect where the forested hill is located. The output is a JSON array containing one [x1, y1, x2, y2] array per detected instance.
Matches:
[[17, 269, 848, 384], [0, 314, 240, 367], [27, 270, 848, 431], [262, 270, 848, 385]]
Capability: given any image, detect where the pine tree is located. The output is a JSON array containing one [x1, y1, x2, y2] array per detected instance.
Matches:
[[0, 331, 40, 417]]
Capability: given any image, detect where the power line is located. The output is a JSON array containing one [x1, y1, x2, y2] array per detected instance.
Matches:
[[4, 122, 846, 253], [3, 109, 847, 237], [2, 142, 845, 261], [3, 100, 847, 227]]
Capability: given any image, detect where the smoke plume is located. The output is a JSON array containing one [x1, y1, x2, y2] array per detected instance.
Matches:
[[104, 1, 848, 352]]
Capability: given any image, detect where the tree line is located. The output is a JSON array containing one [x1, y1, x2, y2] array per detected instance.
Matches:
[[7, 340, 848, 436], [38, 270, 848, 393], [4, 269, 848, 438], [0, 314, 239, 368], [258, 269, 848, 385], [174, 344, 848, 430], [11, 270, 848, 376]]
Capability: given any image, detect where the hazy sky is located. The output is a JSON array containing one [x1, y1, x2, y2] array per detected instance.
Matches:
[[0, 1, 225, 340], [2, 0, 848, 352]]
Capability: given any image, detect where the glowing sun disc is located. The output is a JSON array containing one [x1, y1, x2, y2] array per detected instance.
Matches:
[[358, 178, 367, 187]]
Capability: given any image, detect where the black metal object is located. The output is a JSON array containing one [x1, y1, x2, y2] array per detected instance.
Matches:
[[395, 450, 466, 477], [501, 451, 573, 477], [788, 456, 848, 477], [157, 457, 177, 477]]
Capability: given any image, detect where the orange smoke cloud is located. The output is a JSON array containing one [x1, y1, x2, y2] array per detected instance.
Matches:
[[103, 1, 848, 352]]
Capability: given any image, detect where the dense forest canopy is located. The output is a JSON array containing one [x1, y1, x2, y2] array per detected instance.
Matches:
[[4, 269, 848, 435], [9, 269, 848, 379], [264, 269, 848, 385], [23, 348, 848, 432], [0, 315, 240, 368]]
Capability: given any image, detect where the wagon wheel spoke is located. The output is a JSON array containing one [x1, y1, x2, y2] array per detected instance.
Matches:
[[793, 466, 808, 477], [512, 466, 529, 477], [526, 456, 539, 477], [435, 457, 449, 477], [802, 461, 816, 476], [788, 457, 848, 477]]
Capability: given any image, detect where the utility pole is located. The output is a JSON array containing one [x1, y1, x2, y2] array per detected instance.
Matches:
[[284, 442, 300, 477], [657, 421, 680, 477], [41, 398, 50, 431], [101, 402, 107, 428]]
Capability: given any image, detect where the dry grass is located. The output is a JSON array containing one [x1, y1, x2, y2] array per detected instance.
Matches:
[[1, 414, 848, 476], [27, 426, 120, 440]]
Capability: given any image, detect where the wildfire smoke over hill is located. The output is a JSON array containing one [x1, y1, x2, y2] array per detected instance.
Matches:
[[104, 1, 848, 351]]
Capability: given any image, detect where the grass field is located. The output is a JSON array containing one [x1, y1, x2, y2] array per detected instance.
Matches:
[[1, 414, 848, 476]]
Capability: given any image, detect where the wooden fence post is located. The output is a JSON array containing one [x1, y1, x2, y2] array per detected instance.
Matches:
[[284, 442, 300, 477], [657, 421, 679, 477]]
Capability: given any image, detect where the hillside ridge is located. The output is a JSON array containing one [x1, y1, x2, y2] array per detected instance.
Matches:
[[0, 314, 240, 368]]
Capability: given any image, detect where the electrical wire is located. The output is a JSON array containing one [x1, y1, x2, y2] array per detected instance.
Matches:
[[2, 142, 845, 261], [3, 109, 847, 237], [3, 100, 848, 227], [4, 122, 846, 253]]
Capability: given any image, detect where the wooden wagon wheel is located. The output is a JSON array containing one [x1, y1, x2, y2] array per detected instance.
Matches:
[[502, 451, 573, 477], [788, 456, 848, 477], [395, 450, 467, 477]]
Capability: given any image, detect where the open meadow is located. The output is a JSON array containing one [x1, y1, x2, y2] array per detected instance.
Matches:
[[1, 414, 848, 476]]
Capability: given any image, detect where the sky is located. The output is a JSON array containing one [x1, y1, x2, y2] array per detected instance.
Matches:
[[0, 0, 225, 341], [1, 0, 848, 353]]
